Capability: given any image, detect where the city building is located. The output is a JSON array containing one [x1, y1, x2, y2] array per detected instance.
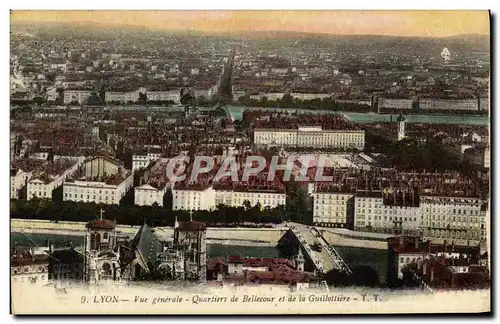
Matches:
[[479, 97, 489, 111], [214, 189, 286, 209], [11, 167, 33, 199], [379, 98, 413, 110], [27, 158, 82, 200], [386, 236, 488, 289], [463, 145, 490, 169], [105, 90, 140, 103], [48, 247, 84, 281], [420, 195, 488, 245], [132, 152, 162, 172], [62, 156, 133, 205], [419, 99, 479, 111], [312, 189, 354, 228], [254, 126, 365, 150], [207, 255, 314, 285], [11, 247, 49, 285], [353, 188, 488, 246], [146, 90, 181, 103], [134, 160, 171, 207], [172, 186, 217, 211], [354, 189, 422, 236], [290, 93, 332, 101], [63, 90, 93, 104]]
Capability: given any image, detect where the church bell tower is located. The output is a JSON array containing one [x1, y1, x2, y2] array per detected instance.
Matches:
[[84, 210, 121, 284]]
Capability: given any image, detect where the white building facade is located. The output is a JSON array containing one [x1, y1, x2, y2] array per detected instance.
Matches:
[[63, 90, 93, 104], [134, 183, 169, 207], [419, 99, 479, 111], [420, 196, 487, 245], [11, 169, 33, 199], [63, 176, 133, 205], [254, 127, 365, 150], [132, 153, 162, 172], [27, 160, 82, 200], [312, 192, 354, 227], [354, 195, 421, 234], [147, 90, 181, 103], [62, 156, 133, 205], [215, 190, 286, 209], [172, 187, 217, 211], [352, 193, 488, 245]]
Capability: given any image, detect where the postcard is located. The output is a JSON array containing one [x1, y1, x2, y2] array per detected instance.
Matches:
[[9, 10, 490, 315]]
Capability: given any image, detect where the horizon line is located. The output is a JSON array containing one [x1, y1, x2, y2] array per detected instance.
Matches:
[[10, 20, 491, 39]]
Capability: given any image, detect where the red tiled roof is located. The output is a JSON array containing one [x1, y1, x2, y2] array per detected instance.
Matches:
[[227, 256, 295, 268]]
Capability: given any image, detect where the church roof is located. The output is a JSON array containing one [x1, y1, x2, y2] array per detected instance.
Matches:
[[121, 224, 163, 272], [49, 248, 83, 265], [176, 221, 207, 231], [86, 219, 116, 230]]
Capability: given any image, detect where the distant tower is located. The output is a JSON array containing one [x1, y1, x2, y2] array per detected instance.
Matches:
[[441, 47, 451, 63], [84, 210, 121, 284], [371, 94, 380, 113], [397, 114, 406, 141], [295, 248, 305, 272]]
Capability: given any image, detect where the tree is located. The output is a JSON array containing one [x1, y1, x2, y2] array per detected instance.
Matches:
[[323, 269, 351, 287], [137, 92, 147, 105], [242, 200, 252, 211], [350, 266, 380, 287]]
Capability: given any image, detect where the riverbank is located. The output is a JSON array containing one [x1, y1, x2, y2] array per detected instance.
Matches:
[[10, 219, 286, 246], [11, 219, 387, 250]]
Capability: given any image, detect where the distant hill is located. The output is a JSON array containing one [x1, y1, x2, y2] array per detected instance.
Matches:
[[10, 20, 490, 52]]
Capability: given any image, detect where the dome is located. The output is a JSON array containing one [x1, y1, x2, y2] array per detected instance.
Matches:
[[86, 219, 116, 230]]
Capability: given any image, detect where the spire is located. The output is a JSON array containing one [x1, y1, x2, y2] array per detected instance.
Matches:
[[296, 247, 304, 261]]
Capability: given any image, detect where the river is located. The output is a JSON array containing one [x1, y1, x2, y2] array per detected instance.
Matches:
[[105, 104, 488, 125], [225, 106, 489, 125], [11, 232, 388, 282]]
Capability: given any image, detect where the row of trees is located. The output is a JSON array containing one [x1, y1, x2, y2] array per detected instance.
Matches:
[[364, 132, 475, 172], [237, 94, 371, 112], [10, 198, 299, 227]]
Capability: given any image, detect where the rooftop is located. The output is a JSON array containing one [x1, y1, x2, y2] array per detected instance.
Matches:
[[176, 221, 207, 231], [86, 219, 116, 230]]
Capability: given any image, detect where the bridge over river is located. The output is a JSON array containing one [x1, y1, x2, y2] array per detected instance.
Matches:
[[277, 222, 352, 275]]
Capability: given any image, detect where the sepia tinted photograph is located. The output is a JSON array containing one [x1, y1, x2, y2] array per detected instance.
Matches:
[[9, 10, 491, 315]]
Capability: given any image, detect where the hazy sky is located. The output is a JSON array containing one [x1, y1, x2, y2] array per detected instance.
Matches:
[[11, 10, 490, 37]]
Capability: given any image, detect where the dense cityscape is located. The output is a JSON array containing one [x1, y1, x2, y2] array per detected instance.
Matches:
[[11, 20, 490, 295]]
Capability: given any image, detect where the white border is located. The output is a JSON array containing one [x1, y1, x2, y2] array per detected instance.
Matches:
[[2, 2, 497, 323]]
